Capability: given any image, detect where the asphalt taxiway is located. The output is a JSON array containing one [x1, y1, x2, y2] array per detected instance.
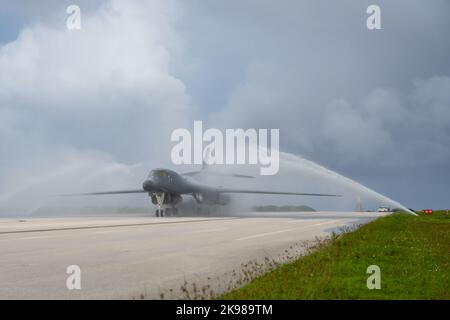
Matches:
[[0, 211, 388, 299]]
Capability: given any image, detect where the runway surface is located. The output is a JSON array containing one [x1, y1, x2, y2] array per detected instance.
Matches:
[[0, 211, 388, 299]]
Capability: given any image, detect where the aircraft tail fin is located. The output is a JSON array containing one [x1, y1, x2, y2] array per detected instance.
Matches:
[[183, 146, 254, 178]]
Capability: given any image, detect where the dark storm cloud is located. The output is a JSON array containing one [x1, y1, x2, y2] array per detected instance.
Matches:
[[0, 0, 449, 211], [174, 0, 450, 208]]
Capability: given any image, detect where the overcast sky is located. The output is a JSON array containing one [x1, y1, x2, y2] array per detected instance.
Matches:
[[0, 0, 449, 212]]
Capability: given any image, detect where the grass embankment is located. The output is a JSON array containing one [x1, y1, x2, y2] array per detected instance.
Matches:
[[222, 211, 450, 299]]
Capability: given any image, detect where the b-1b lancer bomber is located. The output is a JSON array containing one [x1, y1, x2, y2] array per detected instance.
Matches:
[[64, 168, 341, 217]]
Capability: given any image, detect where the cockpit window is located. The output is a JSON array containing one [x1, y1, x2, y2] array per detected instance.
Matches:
[[149, 170, 167, 177]]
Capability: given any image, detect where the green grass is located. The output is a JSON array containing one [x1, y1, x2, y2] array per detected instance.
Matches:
[[222, 211, 450, 299]]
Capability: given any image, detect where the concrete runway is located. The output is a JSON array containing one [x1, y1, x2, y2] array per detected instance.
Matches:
[[0, 211, 387, 299]]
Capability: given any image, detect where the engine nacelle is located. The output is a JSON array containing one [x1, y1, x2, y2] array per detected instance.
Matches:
[[193, 192, 231, 206], [216, 193, 231, 206]]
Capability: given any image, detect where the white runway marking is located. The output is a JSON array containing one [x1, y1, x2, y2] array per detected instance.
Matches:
[[288, 219, 326, 223], [236, 228, 295, 241], [309, 220, 339, 227], [193, 227, 228, 234], [236, 219, 341, 241]]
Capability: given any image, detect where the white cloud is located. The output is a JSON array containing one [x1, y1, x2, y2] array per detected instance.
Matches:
[[0, 0, 192, 213]]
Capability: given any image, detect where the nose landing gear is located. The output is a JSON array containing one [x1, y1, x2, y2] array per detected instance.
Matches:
[[153, 192, 165, 217], [155, 206, 179, 217], [151, 192, 180, 217]]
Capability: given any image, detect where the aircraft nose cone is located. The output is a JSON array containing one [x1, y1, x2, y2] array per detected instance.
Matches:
[[142, 180, 154, 191]]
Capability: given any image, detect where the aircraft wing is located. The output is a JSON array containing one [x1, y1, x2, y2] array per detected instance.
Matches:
[[217, 188, 341, 197], [56, 189, 146, 196]]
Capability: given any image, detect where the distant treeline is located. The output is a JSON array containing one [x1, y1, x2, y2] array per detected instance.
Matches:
[[252, 205, 316, 212]]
